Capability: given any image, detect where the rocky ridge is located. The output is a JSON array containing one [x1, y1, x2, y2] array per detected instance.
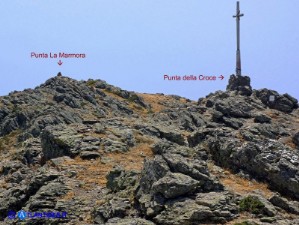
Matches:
[[0, 74, 298, 225]]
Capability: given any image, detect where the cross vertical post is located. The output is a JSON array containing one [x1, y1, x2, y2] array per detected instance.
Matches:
[[233, 1, 244, 76]]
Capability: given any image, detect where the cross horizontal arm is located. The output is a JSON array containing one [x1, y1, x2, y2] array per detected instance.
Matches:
[[233, 13, 244, 18]]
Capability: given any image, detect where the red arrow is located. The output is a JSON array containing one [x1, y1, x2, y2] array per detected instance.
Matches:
[[218, 75, 224, 80], [57, 60, 63, 66]]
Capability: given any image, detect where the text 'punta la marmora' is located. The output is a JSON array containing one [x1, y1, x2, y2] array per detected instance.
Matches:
[[31, 52, 86, 59]]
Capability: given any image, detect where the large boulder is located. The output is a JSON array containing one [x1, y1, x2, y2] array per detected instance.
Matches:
[[24, 180, 69, 211], [293, 132, 299, 149], [215, 98, 253, 118], [93, 198, 132, 224], [222, 117, 243, 129], [254, 114, 271, 124], [22, 138, 43, 165], [269, 194, 299, 215], [152, 172, 200, 199], [226, 74, 252, 96], [0, 170, 60, 220], [41, 124, 83, 161], [154, 192, 237, 225], [162, 153, 222, 191], [106, 167, 139, 192], [208, 135, 299, 200], [138, 155, 170, 195], [255, 89, 298, 113], [136, 141, 227, 222]]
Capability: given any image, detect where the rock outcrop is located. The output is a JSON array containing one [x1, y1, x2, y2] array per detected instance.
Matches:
[[0, 75, 298, 224], [226, 74, 252, 96]]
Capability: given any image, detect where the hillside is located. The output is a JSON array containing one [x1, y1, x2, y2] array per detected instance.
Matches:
[[0, 74, 298, 225]]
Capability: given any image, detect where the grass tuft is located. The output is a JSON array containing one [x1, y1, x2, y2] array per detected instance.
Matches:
[[239, 196, 265, 214]]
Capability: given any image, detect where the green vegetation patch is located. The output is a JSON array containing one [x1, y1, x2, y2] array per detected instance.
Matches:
[[128, 94, 139, 102], [0, 130, 21, 150], [239, 196, 265, 214], [86, 79, 97, 87]]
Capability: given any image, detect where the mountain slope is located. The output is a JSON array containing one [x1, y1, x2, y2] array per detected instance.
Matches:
[[0, 74, 298, 225]]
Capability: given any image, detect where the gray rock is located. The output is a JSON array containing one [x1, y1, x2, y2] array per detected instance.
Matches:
[[208, 134, 240, 168], [58, 110, 82, 124], [121, 129, 136, 147], [255, 89, 298, 113], [163, 153, 209, 177], [250, 194, 277, 217], [208, 135, 299, 200], [215, 98, 253, 118], [152, 140, 199, 158], [41, 124, 83, 160], [94, 123, 106, 134], [80, 151, 101, 160], [293, 132, 299, 149], [269, 194, 299, 215], [138, 156, 170, 195], [82, 135, 101, 143], [0, 107, 9, 121], [133, 124, 161, 137], [283, 93, 299, 108], [94, 79, 108, 89], [83, 94, 97, 105], [54, 93, 82, 108], [49, 156, 72, 168], [103, 139, 129, 153], [254, 114, 272, 123], [196, 192, 238, 219], [55, 86, 66, 93], [154, 193, 237, 225], [0, 160, 25, 177], [260, 217, 276, 223], [223, 117, 243, 129], [93, 198, 132, 223], [106, 167, 139, 192], [154, 198, 213, 225], [196, 192, 230, 208], [187, 128, 214, 148], [0, 118, 19, 136], [206, 99, 214, 107], [162, 153, 222, 191], [240, 129, 258, 142], [25, 181, 69, 211], [249, 123, 286, 139], [96, 88, 107, 97], [79, 144, 100, 151], [159, 128, 185, 145], [152, 172, 200, 199], [212, 110, 224, 123], [161, 109, 206, 131], [0, 170, 60, 220], [2, 74, 299, 225], [22, 138, 42, 165], [226, 74, 252, 96], [105, 218, 156, 225]]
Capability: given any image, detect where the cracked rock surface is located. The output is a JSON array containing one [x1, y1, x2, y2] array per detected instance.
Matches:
[[0, 75, 298, 224]]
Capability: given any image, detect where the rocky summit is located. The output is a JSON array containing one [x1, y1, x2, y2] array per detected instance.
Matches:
[[0, 74, 298, 225]]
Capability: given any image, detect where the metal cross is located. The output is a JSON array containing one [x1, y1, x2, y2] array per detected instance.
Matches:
[[233, 1, 244, 76]]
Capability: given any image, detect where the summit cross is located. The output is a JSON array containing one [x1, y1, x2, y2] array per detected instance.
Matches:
[[233, 1, 244, 76]]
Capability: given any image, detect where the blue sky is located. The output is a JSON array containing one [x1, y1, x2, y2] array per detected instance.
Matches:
[[0, 0, 298, 100]]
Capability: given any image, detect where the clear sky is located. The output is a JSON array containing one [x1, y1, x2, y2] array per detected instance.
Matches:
[[0, 0, 298, 101]]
